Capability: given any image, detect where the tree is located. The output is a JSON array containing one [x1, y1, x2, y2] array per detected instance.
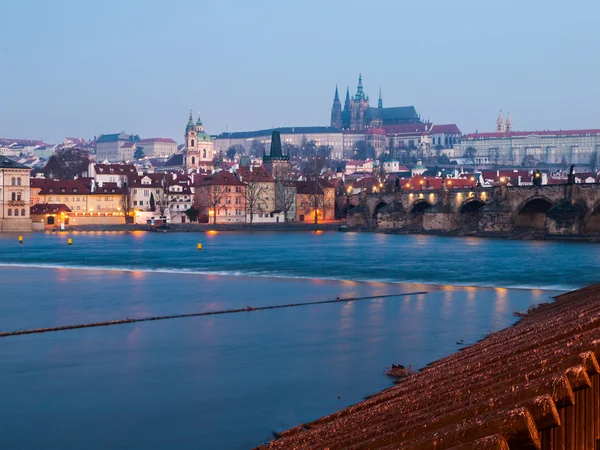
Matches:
[[226, 144, 244, 161], [149, 192, 156, 212], [283, 143, 300, 160], [317, 145, 333, 162], [155, 177, 170, 219], [491, 148, 500, 166], [245, 181, 267, 224], [591, 151, 598, 171], [119, 176, 133, 224], [464, 146, 477, 165], [184, 207, 199, 222], [250, 140, 265, 157], [300, 137, 317, 159], [306, 181, 324, 225], [134, 146, 145, 160], [522, 155, 537, 168], [43, 147, 89, 179], [196, 184, 227, 225], [274, 164, 296, 223], [354, 141, 375, 160]]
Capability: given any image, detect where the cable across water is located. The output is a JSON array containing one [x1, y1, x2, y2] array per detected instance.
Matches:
[[0, 291, 427, 338]]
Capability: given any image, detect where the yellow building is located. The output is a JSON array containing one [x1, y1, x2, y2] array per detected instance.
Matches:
[[0, 157, 32, 232]]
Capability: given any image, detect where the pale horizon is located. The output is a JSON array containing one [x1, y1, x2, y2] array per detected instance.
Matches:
[[2, 0, 599, 143]]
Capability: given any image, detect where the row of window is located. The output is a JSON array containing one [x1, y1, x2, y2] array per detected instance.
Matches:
[[10, 192, 22, 201], [10, 177, 22, 186], [7, 208, 26, 216]]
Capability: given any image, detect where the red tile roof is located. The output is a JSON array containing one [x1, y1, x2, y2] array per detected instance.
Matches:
[[430, 124, 462, 134], [94, 164, 137, 174], [196, 170, 245, 187], [402, 175, 477, 190], [38, 180, 91, 195], [95, 182, 125, 194], [237, 165, 275, 183], [139, 138, 177, 144], [295, 180, 324, 195], [382, 123, 431, 135], [465, 129, 600, 139], [264, 283, 600, 449], [31, 203, 71, 214]]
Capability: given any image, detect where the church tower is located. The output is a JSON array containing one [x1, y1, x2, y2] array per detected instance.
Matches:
[[350, 74, 370, 131], [378, 87, 383, 109], [496, 110, 506, 133], [185, 111, 215, 170], [506, 111, 513, 132], [330, 85, 342, 129]]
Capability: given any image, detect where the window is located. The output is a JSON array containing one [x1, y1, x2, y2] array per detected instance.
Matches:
[[21, 209, 25, 216], [11, 177, 15, 185], [17, 193, 21, 201], [134, 201, 138, 206], [236, 197, 241, 204], [11, 192, 15, 201], [17, 178, 21, 186], [14, 209, 18, 216], [144, 190, 149, 196], [7, 209, 11, 216]]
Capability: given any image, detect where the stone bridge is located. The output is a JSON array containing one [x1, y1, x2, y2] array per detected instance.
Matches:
[[343, 183, 600, 235]]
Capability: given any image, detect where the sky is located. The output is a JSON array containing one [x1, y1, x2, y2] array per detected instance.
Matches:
[[1, 0, 599, 144]]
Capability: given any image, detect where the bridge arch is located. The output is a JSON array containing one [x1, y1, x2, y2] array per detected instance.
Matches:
[[459, 198, 487, 214], [514, 195, 555, 230], [409, 200, 432, 226], [584, 200, 600, 233], [372, 201, 388, 219]]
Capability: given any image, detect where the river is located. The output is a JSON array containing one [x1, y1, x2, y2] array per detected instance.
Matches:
[[0, 231, 597, 448]]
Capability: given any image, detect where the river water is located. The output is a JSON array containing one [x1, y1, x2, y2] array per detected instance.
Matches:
[[0, 231, 597, 448]]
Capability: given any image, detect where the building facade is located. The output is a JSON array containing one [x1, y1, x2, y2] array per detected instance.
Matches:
[[139, 138, 178, 157], [0, 157, 32, 231], [455, 128, 600, 166], [95, 132, 140, 162]]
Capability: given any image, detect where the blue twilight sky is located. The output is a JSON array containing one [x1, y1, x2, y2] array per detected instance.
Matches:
[[1, 0, 599, 144]]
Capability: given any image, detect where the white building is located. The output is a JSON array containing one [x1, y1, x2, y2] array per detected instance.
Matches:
[[95, 132, 140, 162], [455, 129, 600, 166], [139, 138, 178, 157]]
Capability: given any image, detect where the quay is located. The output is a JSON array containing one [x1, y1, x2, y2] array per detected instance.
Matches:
[[261, 283, 600, 449]]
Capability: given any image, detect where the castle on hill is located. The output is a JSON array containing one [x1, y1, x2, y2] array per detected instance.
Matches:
[[330, 75, 422, 131]]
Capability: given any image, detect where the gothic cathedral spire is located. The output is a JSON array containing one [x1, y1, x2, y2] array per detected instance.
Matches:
[[344, 86, 351, 111], [378, 87, 383, 109], [330, 85, 342, 129]]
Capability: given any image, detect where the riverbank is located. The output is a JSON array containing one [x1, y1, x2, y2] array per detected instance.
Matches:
[[342, 225, 600, 244], [43, 221, 343, 233]]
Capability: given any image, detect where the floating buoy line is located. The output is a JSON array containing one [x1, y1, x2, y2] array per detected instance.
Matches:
[[0, 292, 427, 338]]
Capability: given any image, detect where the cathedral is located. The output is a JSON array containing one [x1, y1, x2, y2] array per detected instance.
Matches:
[[184, 111, 214, 169], [495, 110, 513, 133], [330, 75, 422, 131]]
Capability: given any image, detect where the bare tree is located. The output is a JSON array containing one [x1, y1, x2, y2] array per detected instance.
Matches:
[[119, 175, 133, 224], [196, 184, 227, 224], [464, 146, 477, 165], [245, 181, 267, 224], [155, 177, 170, 220], [276, 179, 296, 223], [306, 184, 324, 225]]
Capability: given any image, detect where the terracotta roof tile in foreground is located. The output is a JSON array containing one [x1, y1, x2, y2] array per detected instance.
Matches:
[[259, 283, 600, 449]]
